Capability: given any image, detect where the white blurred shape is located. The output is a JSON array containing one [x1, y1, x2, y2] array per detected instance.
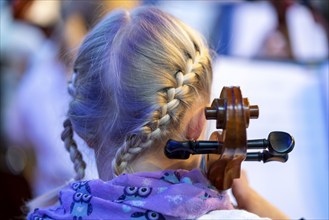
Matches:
[[288, 4, 329, 61], [230, 1, 277, 58], [157, 1, 218, 40]]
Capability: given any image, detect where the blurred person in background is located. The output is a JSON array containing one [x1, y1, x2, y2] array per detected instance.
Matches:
[[257, 0, 329, 60], [1, 0, 139, 218], [209, 0, 328, 61]]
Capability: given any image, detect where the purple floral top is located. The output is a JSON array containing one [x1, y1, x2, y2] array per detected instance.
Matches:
[[28, 169, 234, 219]]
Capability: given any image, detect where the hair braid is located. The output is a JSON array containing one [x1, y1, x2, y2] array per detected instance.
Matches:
[[112, 50, 205, 176], [61, 118, 86, 180]]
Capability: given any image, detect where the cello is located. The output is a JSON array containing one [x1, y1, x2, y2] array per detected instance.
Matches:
[[165, 86, 294, 190]]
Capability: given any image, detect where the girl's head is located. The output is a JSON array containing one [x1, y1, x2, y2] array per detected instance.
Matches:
[[63, 7, 213, 180]]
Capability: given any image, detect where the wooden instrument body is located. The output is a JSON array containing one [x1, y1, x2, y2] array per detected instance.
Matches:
[[205, 86, 259, 190]]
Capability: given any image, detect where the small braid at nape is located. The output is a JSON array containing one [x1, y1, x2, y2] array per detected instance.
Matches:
[[25, 118, 84, 211], [61, 118, 86, 181], [112, 51, 203, 176]]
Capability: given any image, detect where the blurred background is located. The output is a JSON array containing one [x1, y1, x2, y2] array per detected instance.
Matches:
[[0, 0, 328, 219]]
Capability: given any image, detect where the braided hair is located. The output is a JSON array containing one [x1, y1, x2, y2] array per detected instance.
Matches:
[[61, 118, 86, 180], [63, 7, 212, 180]]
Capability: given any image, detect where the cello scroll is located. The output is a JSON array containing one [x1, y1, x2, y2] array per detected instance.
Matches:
[[165, 86, 294, 191]]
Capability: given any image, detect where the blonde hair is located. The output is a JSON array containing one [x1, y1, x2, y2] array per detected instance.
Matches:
[[63, 6, 213, 180]]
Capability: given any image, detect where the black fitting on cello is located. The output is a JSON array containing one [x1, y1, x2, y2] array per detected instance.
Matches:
[[245, 131, 295, 162], [165, 131, 295, 163], [165, 140, 221, 159]]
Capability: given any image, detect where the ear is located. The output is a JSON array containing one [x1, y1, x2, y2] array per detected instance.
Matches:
[[185, 109, 206, 140]]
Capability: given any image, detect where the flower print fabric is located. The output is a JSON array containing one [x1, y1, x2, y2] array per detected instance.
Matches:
[[28, 169, 234, 220]]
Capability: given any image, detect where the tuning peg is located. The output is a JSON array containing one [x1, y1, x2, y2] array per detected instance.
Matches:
[[164, 140, 221, 159], [164, 140, 191, 159], [267, 131, 294, 155], [247, 131, 295, 155], [246, 150, 288, 163], [165, 131, 295, 162]]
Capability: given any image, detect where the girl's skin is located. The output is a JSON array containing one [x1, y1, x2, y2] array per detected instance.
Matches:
[[232, 170, 290, 219], [131, 104, 206, 173]]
